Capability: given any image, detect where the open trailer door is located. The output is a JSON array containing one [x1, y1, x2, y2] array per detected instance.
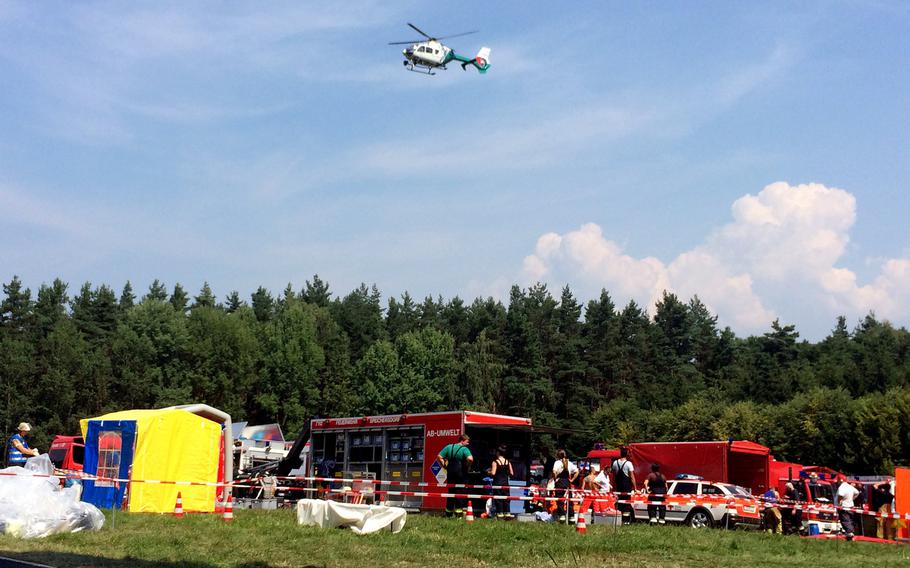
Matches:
[[727, 441, 771, 494], [81, 420, 137, 509]]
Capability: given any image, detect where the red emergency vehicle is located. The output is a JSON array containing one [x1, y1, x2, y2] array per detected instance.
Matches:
[[309, 411, 547, 510], [48, 435, 84, 472], [587, 441, 843, 533], [588, 441, 775, 494]]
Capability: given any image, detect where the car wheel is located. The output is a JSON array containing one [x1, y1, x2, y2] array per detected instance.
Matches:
[[687, 508, 714, 529]]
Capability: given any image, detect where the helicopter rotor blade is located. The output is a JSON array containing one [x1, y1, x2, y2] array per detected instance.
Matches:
[[388, 39, 423, 45], [407, 22, 432, 39], [435, 30, 479, 41]]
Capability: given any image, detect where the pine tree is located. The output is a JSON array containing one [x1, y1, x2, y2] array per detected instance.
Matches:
[[441, 296, 470, 345], [333, 283, 386, 361], [146, 279, 168, 302], [302, 274, 332, 307], [553, 286, 595, 451], [1, 275, 33, 333], [170, 283, 189, 313], [251, 286, 274, 322], [386, 292, 418, 340], [418, 295, 441, 329], [583, 289, 620, 399], [224, 291, 244, 313], [34, 278, 69, 337], [119, 281, 136, 311], [192, 281, 216, 310], [687, 296, 719, 375]]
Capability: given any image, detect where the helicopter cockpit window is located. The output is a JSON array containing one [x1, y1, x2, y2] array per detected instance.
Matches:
[[417, 46, 425, 53]]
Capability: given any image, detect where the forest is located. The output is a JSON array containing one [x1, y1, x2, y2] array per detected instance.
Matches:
[[1, 275, 909, 474]]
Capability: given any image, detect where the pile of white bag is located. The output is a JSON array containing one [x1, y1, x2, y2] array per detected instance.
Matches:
[[0, 455, 105, 538], [297, 499, 407, 535]]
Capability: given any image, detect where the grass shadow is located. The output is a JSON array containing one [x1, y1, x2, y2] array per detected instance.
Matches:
[[1, 552, 214, 568]]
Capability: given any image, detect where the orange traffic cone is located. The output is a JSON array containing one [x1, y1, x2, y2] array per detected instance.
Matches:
[[576, 512, 587, 534], [464, 501, 475, 523], [174, 492, 185, 518], [222, 495, 234, 522]]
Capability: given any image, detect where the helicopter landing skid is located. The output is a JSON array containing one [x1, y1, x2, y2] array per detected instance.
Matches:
[[403, 61, 436, 76]]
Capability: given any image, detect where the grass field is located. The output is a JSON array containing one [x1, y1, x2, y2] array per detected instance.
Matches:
[[1, 509, 908, 568]]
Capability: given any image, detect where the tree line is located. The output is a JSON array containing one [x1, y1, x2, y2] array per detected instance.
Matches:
[[1, 275, 908, 474]]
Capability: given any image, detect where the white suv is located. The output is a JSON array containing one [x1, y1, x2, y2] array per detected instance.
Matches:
[[630, 480, 762, 529]]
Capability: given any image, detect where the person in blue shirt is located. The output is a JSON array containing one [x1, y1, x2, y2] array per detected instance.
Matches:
[[6, 422, 39, 467], [762, 487, 782, 534]]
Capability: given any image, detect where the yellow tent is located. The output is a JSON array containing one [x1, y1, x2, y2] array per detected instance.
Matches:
[[80, 408, 223, 513]]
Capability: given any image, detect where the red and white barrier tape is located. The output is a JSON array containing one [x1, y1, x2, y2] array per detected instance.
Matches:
[[3, 470, 908, 520]]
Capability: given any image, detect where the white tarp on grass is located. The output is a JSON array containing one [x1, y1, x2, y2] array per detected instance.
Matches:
[[0, 455, 104, 539], [296, 499, 407, 535]]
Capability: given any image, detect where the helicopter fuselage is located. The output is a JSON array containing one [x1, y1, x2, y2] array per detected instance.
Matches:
[[402, 40, 453, 73]]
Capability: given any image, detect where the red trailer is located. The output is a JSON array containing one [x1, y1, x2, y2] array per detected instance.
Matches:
[[590, 441, 775, 494], [309, 411, 543, 510]]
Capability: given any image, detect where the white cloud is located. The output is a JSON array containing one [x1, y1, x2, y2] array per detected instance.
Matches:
[[520, 182, 910, 335]]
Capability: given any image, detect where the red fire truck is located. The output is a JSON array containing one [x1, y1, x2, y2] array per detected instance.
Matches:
[[309, 411, 549, 510]]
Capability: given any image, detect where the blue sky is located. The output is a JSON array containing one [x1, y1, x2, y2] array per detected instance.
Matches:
[[1, 1, 908, 339]]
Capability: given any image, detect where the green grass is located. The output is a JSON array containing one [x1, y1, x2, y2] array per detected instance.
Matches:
[[1, 510, 908, 567]]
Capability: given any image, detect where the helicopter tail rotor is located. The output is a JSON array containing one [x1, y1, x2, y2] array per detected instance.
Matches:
[[460, 46, 491, 73]]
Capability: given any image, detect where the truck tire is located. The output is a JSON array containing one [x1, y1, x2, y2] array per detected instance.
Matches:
[[686, 508, 714, 529]]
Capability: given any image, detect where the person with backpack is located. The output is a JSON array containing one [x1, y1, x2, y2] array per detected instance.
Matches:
[[438, 434, 474, 516], [6, 422, 39, 467], [491, 444, 514, 519], [611, 446, 637, 524], [644, 463, 668, 525]]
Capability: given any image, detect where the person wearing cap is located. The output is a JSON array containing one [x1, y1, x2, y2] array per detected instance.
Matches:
[[6, 422, 39, 467]]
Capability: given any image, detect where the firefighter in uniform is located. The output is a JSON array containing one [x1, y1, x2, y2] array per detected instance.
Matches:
[[437, 434, 474, 516]]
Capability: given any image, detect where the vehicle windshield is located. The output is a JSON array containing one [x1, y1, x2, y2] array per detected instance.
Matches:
[[48, 448, 67, 467], [809, 483, 834, 502], [719, 483, 752, 496]]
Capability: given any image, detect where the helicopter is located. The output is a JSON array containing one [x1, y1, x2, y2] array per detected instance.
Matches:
[[389, 23, 491, 76]]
